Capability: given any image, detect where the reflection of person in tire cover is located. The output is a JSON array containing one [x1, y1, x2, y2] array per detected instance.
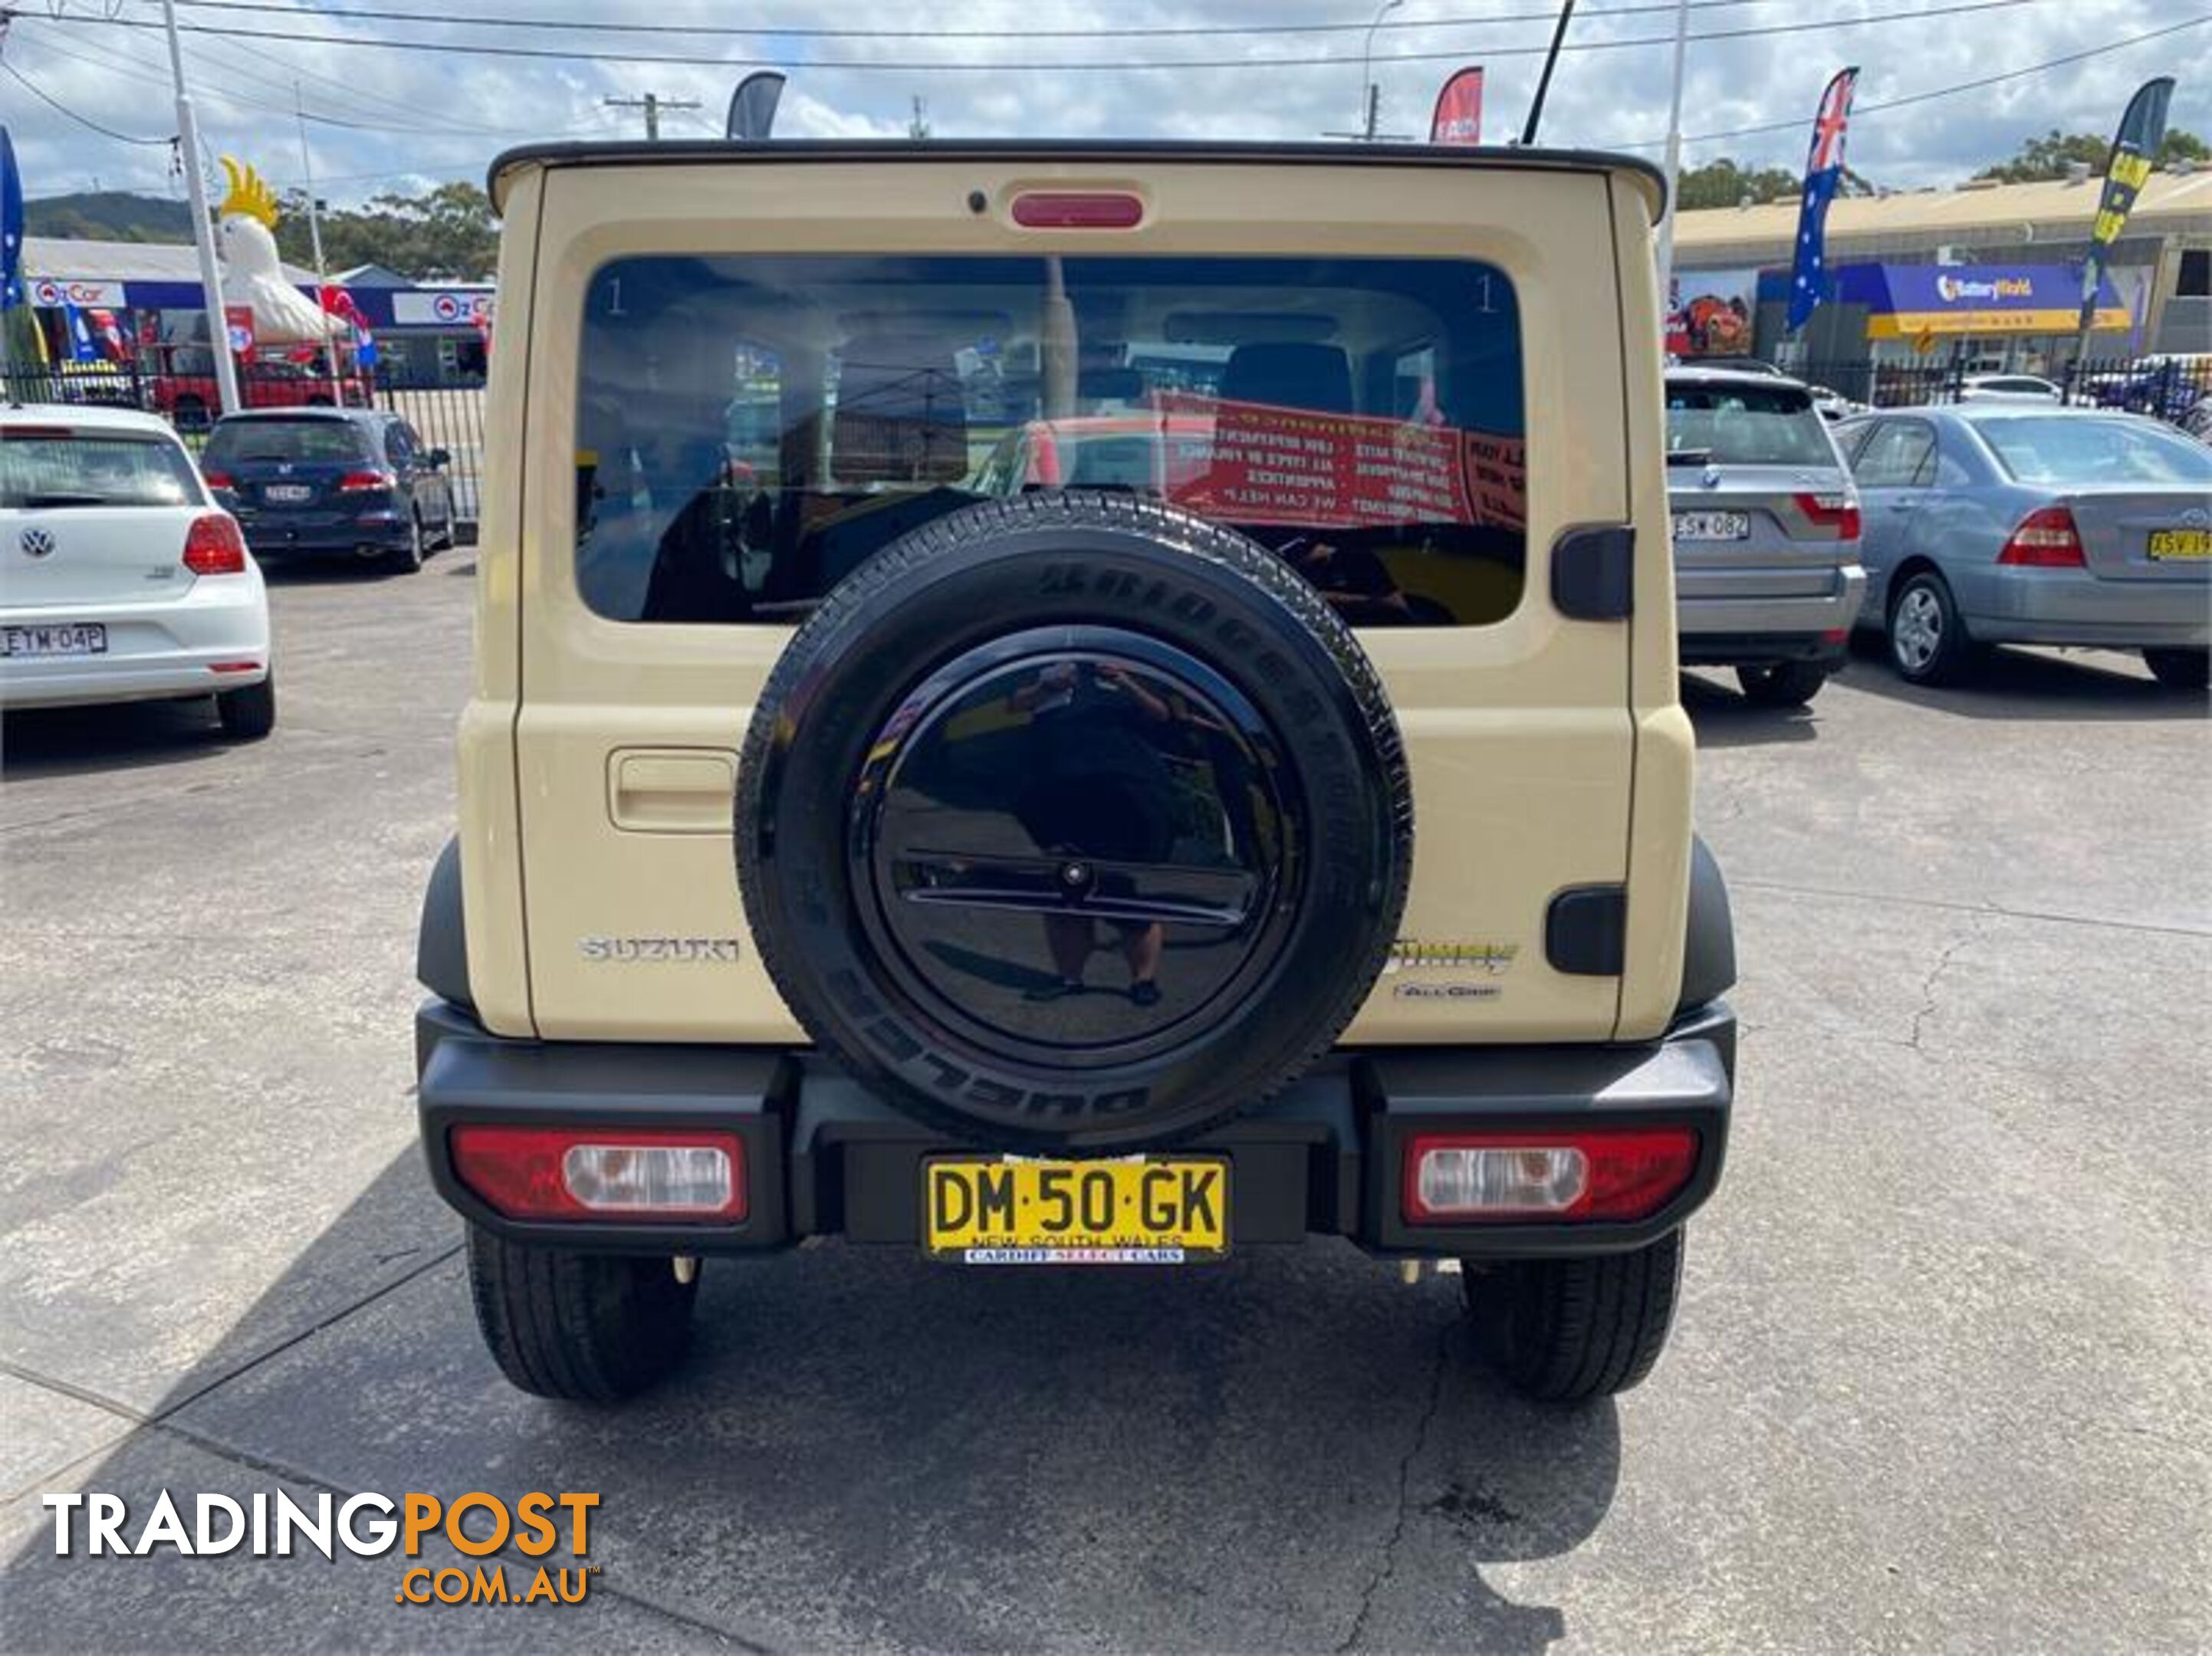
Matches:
[[1011, 660, 1173, 1007]]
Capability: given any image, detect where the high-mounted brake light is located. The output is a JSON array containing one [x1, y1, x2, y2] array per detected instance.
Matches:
[[182, 513, 248, 576], [450, 1125, 746, 1221], [1011, 192, 1145, 229], [1403, 1129, 1698, 1223], [1794, 491, 1862, 541], [1997, 504, 2085, 567], [337, 468, 397, 493]]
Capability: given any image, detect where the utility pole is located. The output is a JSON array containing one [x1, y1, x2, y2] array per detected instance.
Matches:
[[1322, 0, 1409, 143], [294, 83, 339, 402], [1654, 0, 1691, 309], [159, 0, 239, 416], [603, 92, 699, 142]]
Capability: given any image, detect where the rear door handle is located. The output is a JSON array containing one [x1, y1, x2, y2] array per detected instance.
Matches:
[[607, 748, 737, 833]]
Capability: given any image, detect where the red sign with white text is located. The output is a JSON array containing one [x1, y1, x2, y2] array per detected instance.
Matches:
[[1430, 67, 1485, 146]]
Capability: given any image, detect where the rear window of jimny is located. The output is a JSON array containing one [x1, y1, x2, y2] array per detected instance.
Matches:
[[572, 255, 1527, 627]]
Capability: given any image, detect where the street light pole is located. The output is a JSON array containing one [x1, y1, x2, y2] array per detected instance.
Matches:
[[1360, 0, 1404, 141], [1654, 0, 1692, 307], [294, 83, 339, 403], [158, 0, 238, 416]]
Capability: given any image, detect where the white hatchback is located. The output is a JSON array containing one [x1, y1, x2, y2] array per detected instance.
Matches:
[[1, 405, 274, 738]]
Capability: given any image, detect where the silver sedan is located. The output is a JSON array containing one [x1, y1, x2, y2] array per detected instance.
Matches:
[[1836, 406, 2211, 688]]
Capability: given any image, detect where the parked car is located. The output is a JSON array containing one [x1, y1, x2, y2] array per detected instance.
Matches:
[[53, 360, 143, 409], [149, 357, 373, 431], [1836, 406, 2211, 688], [415, 138, 1737, 1407], [1664, 366, 1866, 705], [200, 409, 458, 573], [1806, 383, 1867, 422], [0, 404, 274, 737], [1954, 373, 2063, 404]]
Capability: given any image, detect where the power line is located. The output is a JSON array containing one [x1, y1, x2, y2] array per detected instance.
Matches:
[[146, 0, 1788, 40], [61, 0, 2067, 71], [1, 58, 173, 145]]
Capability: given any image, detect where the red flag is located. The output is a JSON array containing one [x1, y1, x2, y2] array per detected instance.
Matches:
[[1429, 67, 1484, 146]]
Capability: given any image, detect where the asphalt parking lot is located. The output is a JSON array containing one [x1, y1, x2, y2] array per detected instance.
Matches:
[[2, 556, 2205, 1653]]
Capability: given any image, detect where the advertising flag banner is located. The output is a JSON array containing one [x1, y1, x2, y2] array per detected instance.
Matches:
[[1786, 67, 1859, 334], [2079, 77, 2174, 335], [1429, 68, 1485, 146], [726, 71, 787, 141], [2, 127, 23, 311]]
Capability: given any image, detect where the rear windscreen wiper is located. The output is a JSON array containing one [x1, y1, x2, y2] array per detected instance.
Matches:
[[21, 491, 113, 508]]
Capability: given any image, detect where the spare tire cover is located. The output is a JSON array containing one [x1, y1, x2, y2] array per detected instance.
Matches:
[[737, 495, 1412, 1149]]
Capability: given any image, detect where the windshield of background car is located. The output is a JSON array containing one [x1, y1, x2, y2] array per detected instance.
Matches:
[[204, 420, 374, 465], [1975, 417, 2212, 486], [0, 431, 202, 508], [1663, 382, 1836, 468], [574, 254, 1527, 627]]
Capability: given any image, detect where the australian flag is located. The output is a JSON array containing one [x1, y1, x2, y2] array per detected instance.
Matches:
[[1786, 67, 1859, 334]]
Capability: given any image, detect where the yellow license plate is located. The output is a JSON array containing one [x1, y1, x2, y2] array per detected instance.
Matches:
[[923, 1157, 1229, 1263], [2148, 528, 2211, 560]]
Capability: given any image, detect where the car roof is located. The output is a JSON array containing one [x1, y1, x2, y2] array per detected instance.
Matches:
[[0, 402, 185, 439], [1664, 366, 1810, 392], [211, 408, 385, 425], [487, 138, 1668, 220]]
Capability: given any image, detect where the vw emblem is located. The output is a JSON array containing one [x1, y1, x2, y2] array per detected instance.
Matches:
[[19, 527, 54, 560], [2181, 507, 2210, 530], [277, 462, 294, 476]]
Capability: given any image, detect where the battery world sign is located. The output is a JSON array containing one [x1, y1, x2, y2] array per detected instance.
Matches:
[[1861, 264, 2129, 338]]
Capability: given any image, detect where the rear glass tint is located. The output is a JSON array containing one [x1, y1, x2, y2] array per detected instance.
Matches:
[[1665, 383, 1836, 468], [0, 432, 200, 509], [205, 420, 373, 465], [1977, 417, 2212, 485], [574, 255, 1527, 627]]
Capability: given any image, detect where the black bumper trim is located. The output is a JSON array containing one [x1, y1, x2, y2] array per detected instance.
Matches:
[[416, 999, 1734, 1259]]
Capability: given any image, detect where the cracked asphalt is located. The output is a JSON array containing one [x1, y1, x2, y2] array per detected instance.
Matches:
[[2, 556, 2207, 1653]]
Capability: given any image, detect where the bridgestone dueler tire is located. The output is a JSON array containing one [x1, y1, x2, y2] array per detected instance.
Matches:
[[1461, 1228, 1686, 1402], [737, 494, 1413, 1151], [465, 1224, 698, 1402]]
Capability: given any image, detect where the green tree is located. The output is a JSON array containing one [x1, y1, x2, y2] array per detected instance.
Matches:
[[1975, 127, 2209, 183], [1675, 157, 1802, 211], [272, 182, 499, 281]]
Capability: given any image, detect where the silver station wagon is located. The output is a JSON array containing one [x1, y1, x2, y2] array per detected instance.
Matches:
[[1664, 368, 1866, 706], [1838, 406, 2211, 689]]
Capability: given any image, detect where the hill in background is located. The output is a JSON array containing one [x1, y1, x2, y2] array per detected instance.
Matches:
[[25, 192, 196, 244]]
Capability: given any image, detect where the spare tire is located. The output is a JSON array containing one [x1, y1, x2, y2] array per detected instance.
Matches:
[[737, 495, 1412, 1149]]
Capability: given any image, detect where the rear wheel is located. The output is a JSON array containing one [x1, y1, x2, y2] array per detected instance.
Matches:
[[1734, 660, 1829, 707], [2143, 647, 2209, 691], [1461, 1229, 1685, 1403], [465, 1224, 698, 1402], [1887, 570, 1975, 686], [215, 673, 275, 741], [388, 512, 426, 574]]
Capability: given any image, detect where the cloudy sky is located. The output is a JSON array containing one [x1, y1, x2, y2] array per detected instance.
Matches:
[[2, 0, 2207, 212]]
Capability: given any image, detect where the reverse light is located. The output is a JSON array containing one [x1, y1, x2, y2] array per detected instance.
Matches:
[[1011, 191, 1145, 229], [182, 513, 248, 576], [450, 1125, 745, 1221], [1403, 1129, 1698, 1223], [1997, 505, 2085, 567], [337, 468, 398, 493], [1793, 491, 1862, 541]]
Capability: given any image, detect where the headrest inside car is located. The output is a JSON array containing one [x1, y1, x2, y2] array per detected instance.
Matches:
[[1221, 343, 1356, 415]]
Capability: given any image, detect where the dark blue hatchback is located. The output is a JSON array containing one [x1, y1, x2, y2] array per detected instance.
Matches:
[[201, 409, 458, 574]]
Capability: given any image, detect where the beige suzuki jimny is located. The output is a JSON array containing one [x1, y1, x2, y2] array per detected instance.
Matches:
[[414, 140, 1737, 1405]]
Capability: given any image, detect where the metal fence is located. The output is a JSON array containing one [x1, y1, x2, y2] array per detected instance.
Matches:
[[2, 362, 488, 524], [1770, 354, 2212, 422]]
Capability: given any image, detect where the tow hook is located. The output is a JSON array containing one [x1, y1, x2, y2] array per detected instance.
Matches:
[[672, 1255, 698, 1286]]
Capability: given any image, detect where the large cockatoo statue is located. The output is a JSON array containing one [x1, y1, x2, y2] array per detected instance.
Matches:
[[216, 158, 331, 346]]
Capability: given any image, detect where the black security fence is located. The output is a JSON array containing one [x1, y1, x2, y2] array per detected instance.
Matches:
[[1757, 354, 2211, 424], [2, 361, 488, 525]]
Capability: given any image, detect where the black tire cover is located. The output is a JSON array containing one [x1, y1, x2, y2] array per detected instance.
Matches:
[[737, 494, 1412, 1149]]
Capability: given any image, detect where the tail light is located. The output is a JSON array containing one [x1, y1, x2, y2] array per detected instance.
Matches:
[[1998, 505, 2085, 567], [1793, 491, 1862, 540], [1011, 191, 1145, 229], [182, 513, 248, 576], [200, 468, 236, 491], [450, 1126, 746, 1221], [1404, 1129, 1698, 1223], [337, 468, 397, 493]]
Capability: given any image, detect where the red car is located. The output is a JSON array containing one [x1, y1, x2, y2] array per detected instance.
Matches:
[[148, 356, 371, 430]]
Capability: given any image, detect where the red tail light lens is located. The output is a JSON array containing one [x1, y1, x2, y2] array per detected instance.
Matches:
[[1998, 505, 2085, 567], [450, 1126, 746, 1221], [1794, 491, 1862, 540], [1011, 192, 1145, 229], [337, 468, 396, 493], [1404, 1129, 1699, 1223], [200, 468, 236, 491], [182, 513, 248, 576]]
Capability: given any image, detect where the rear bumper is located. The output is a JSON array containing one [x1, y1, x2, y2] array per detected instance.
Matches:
[[1960, 569, 2211, 648], [238, 518, 409, 558], [1677, 565, 1865, 661], [414, 998, 1736, 1260], [0, 580, 271, 709]]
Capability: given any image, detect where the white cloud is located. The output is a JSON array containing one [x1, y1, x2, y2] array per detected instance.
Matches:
[[3, 0, 2206, 210]]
